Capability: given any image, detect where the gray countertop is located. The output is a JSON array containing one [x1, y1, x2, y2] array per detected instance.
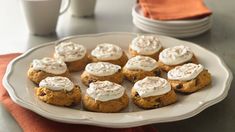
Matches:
[[0, 0, 234, 131]]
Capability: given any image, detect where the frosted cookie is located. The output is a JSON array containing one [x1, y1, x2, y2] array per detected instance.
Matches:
[[122, 55, 162, 83], [54, 41, 89, 72], [35, 76, 81, 106], [131, 77, 177, 109], [80, 62, 123, 86], [82, 81, 129, 113], [129, 35, 163, 60], [27, 57, 69, 84], [158, 45, 198, 71], [88, 43, 128, 66], [167, 63, 211, 93]]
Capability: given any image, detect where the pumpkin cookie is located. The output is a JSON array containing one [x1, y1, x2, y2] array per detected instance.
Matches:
[[82, 81, 129, 113], [167, 63, 212, 93], [131, 77, 177, 109], [35, 76, 81, 106], [81, 62, 123, 86], [122, 55, 162, 83], [88, 43, 128, 67], [129, 35, 163, 60], [158, 45, 198, 72], [54, 41, 89, 72], [27, 57, 69, 84]]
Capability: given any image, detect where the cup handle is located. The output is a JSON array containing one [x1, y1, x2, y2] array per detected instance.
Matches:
[[60, 0, 71, 15]]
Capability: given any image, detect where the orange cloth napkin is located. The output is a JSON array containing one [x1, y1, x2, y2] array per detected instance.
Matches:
[[139, 0, 212, 20], [0, 53, 157, 132]]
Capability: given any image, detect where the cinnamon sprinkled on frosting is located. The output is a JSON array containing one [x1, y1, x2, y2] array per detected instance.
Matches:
[[159, 45, 193, 65], [168, 63, 204, 81], [85, 62, 121, 76], [125, 56, 158, 71], [133, 77, 171, 97], [131, 35, 162, 55], [86, 81, 125, 101], [91, 43, 123, 61], [32, 57, 67, 74]]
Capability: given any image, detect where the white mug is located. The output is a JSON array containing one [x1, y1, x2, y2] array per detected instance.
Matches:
[[21, 0, 70, 35], [69, 0, 96, 17]]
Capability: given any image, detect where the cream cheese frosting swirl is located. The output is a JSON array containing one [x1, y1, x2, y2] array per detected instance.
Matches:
[[39, 76, 74, 91], [86, 81, 125, 101], [32, 57, 67, 74], [85, 62, 121, 76], [130, 35, 162, 55], [54, 41, 86, 62], [159, 45, 193, 65], [125, 56, 158, 71], [133, 77, 171, 98], [167, 63, 204, 81], [91, 43, 123, 61]]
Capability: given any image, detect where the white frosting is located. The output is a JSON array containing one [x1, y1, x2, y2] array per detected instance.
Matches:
[[54, 41, 86, 62], [168, 63, 204, 81], [32, 57, 67, 74], [159, 45, 193, 65], [125, 56, 158, 71], [86, 81, 125, 101], [133, 77, 171, 98], [39, 76, 74, 91], [91, 43, 123, 61], [85, 62, 121, 76], [131, 35, 162, 55]]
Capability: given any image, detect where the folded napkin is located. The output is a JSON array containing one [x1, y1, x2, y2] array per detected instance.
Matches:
[[139, 0, 212, 20], [0, 53, 157, 132]]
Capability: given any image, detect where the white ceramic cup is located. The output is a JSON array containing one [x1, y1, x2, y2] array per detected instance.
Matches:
[[69, 0, 96, 17], [21, 0, 70, 35]]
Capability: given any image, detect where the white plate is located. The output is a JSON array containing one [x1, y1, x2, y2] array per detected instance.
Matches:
[[133, 19, 211, 38], [3, 32, 233, 128], [133, 17, 211, 33], [133, 14, 211, 31], [133, 4, 211, 26]]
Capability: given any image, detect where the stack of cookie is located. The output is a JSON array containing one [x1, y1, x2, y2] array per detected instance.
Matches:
[[27, 35, 212, 113]]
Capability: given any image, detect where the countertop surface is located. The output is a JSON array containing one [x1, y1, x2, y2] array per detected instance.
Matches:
[[0, 0, 234, 132]]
